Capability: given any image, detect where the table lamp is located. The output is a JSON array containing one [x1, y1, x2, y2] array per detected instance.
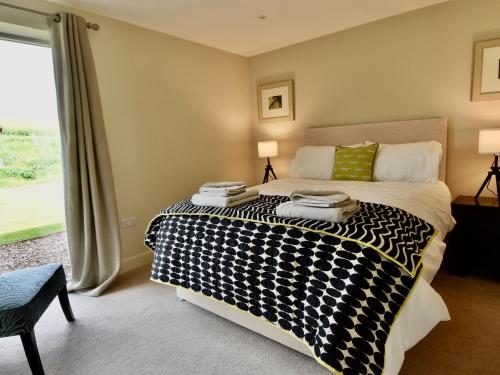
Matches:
[[475, 128, 500, 201], [258, 141, 278, 184]]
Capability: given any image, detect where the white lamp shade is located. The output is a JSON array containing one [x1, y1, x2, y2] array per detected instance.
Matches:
[[258, 141, 278, 158], [478, 128, 500, 154]]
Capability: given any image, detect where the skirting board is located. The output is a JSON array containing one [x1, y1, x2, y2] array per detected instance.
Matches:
[[176, 287, 314, 358], [121, 250, 153, 274]]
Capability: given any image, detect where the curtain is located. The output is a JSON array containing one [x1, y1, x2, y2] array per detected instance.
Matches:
[[49, 13, 121, 296]]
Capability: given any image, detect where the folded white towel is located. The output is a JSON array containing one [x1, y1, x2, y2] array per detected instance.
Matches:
[[191, 189, 259, 208], [276, 200, 360, 223], [199, 187, 246, 197], [200, 181, 246, 189], [290, 190, 351, 208], [199, 181, 247, 196]]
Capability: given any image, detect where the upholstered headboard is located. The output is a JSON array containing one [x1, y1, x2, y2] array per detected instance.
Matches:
[[303, 118, 448, 181]]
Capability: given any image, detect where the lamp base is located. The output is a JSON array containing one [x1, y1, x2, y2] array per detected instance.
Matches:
[[475, 154, 500, 205], [262, 157, 277, 184]]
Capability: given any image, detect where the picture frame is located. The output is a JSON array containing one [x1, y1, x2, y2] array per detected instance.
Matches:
[[472, 38, 500, 102], [257, 80, 295, 123]]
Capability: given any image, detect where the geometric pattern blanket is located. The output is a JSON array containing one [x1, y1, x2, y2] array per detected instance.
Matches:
[[145, 196, 436, 375]]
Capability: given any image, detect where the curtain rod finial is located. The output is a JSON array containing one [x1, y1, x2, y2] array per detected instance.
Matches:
[[86, 22, 99, 31]]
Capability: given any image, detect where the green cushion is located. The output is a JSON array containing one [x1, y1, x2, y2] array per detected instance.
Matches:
[[332, 143, 379, 181]]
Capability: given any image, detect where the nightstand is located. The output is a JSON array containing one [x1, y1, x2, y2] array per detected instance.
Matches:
[[446, 195, 500, 277]]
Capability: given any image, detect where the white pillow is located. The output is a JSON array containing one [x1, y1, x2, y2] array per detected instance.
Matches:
[[290, 146, 335, 180], [370, 141, 443, 183]]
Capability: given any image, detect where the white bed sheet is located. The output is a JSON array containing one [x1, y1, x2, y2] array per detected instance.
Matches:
[[252, 178, 453, 375]]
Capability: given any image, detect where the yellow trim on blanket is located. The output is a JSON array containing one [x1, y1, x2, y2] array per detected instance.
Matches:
[[150, 277, 343, 375], [381, 267, 423, 375], [145, 212, 439, 278]]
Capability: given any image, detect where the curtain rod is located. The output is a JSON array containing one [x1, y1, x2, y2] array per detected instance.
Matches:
[[0, 1, 99, 30]]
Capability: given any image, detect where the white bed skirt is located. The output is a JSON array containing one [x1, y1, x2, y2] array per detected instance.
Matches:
[[176, 278, 449, 375], [176, 287, 313, 358]]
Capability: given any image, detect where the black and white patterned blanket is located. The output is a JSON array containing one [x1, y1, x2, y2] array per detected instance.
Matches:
[[145, 195, 437, 375]]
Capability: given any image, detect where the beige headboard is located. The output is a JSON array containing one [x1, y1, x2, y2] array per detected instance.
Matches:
[[303, 118, 448, 181]]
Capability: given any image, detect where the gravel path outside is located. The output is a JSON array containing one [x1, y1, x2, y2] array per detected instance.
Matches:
[[0, 232, 71, 278]]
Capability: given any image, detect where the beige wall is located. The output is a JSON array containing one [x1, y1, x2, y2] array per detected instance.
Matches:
[[250, 0, 500, 198], [1, 0, 255, 271], [2, 0, 499, 272]]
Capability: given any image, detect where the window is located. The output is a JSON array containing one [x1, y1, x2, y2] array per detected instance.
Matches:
[[0, 37, 70, 275]]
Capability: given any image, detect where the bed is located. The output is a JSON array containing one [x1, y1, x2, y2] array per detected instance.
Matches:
[[146, 118, 453, 375]]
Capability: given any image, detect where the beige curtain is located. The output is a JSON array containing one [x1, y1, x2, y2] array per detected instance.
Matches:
[[49, 13, 121, 296]]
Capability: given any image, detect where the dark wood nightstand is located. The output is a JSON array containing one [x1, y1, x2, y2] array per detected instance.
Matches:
[[445, 195, 500, 277]]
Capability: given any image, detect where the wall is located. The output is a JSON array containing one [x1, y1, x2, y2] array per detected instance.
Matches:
[[0, 0, 255, 272], [250, 0, 500, 198], [2, 0, 499, 274]]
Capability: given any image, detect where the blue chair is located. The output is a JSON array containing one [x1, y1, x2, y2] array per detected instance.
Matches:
[[0, 264, 75, 375]]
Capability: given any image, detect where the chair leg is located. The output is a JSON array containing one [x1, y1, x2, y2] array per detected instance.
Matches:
[[20, 330, 45, 375], [58, 286, 75, 322]]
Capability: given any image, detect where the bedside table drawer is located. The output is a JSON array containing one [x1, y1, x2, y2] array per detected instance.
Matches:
[[452, 206, 499, 233]]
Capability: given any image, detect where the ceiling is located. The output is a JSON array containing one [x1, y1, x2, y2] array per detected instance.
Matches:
[[50, 0, 449, 57]]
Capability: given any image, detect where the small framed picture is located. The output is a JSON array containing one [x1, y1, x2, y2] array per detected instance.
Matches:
[[257, 80, 295, 123], [472, 38, 500, 101]]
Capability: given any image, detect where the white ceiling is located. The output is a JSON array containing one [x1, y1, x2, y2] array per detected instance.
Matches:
[[50, 0, 449, 57]]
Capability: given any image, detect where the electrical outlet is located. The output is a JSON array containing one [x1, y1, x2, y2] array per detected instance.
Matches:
[[121, 216, 137, 229]]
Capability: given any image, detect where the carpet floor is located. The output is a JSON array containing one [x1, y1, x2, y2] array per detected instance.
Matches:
[[1, 267, 499, 375]]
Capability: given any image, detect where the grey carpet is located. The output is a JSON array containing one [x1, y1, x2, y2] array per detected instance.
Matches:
[[2, 267, 499, 375], [0, 266, 328, 375], [401, 271, 500, 375]]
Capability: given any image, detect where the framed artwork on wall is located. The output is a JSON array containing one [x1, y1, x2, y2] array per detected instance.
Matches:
[[472, 38, 500, 101], [257, 80, 295, 123]]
